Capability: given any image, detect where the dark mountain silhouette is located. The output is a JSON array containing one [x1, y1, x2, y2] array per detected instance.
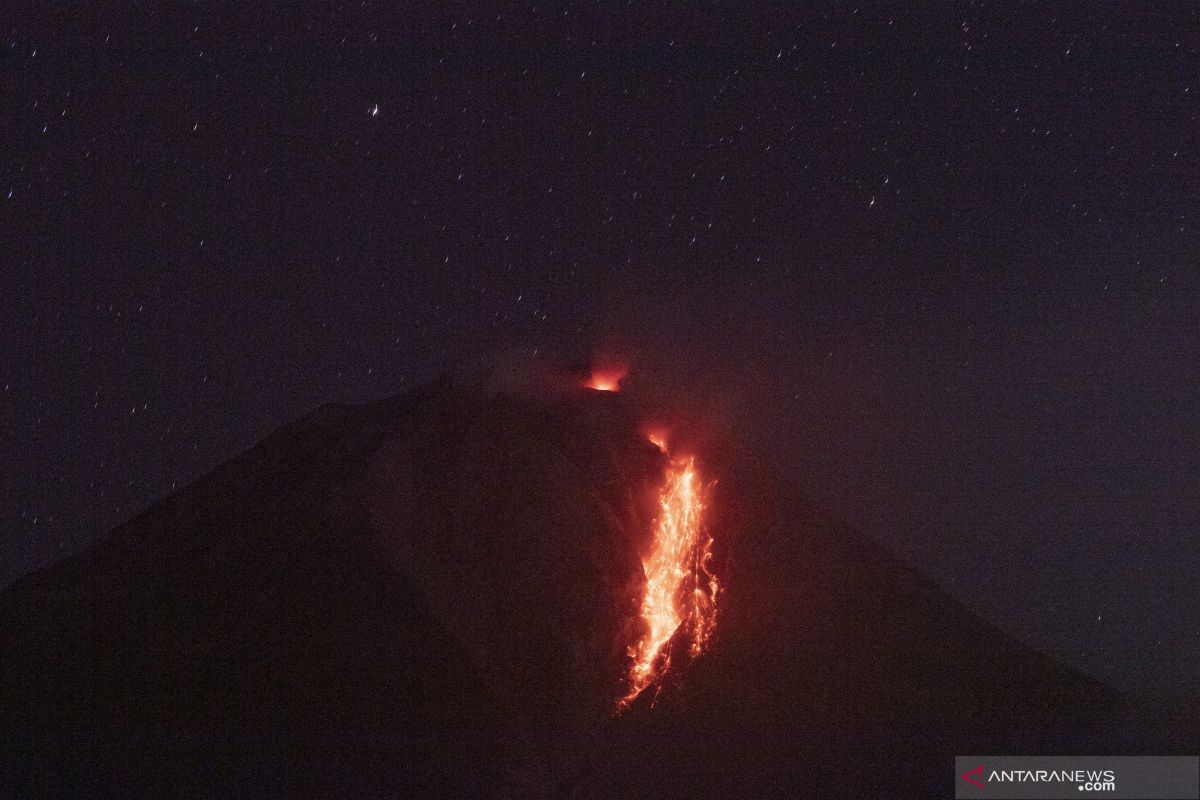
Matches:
[[0, 380, 1129, 798]]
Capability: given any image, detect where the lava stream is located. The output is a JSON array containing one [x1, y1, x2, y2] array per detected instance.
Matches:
[[621, 443, 719, 708]]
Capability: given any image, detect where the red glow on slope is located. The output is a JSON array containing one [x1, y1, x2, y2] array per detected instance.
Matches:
[[621, 436, 719, 709]]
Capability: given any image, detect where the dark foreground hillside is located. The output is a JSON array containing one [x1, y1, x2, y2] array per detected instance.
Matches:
[[0, 381, 1130, 798]]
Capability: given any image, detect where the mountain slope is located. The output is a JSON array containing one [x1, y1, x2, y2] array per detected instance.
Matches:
[[0, 380, 1123, 798]]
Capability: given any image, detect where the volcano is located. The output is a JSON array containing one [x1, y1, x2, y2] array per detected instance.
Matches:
[[0, 380, 1125, 798]]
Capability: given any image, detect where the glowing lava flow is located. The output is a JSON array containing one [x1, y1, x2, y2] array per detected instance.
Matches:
[[621, 440, 719, 708]]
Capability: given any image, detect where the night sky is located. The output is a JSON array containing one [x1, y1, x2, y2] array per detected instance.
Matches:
[[2, 5, 1196, 699]]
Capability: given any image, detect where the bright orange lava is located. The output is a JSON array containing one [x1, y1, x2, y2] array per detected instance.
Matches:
[[584, 366, 628, 392], [621, 443, 719, 708]]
